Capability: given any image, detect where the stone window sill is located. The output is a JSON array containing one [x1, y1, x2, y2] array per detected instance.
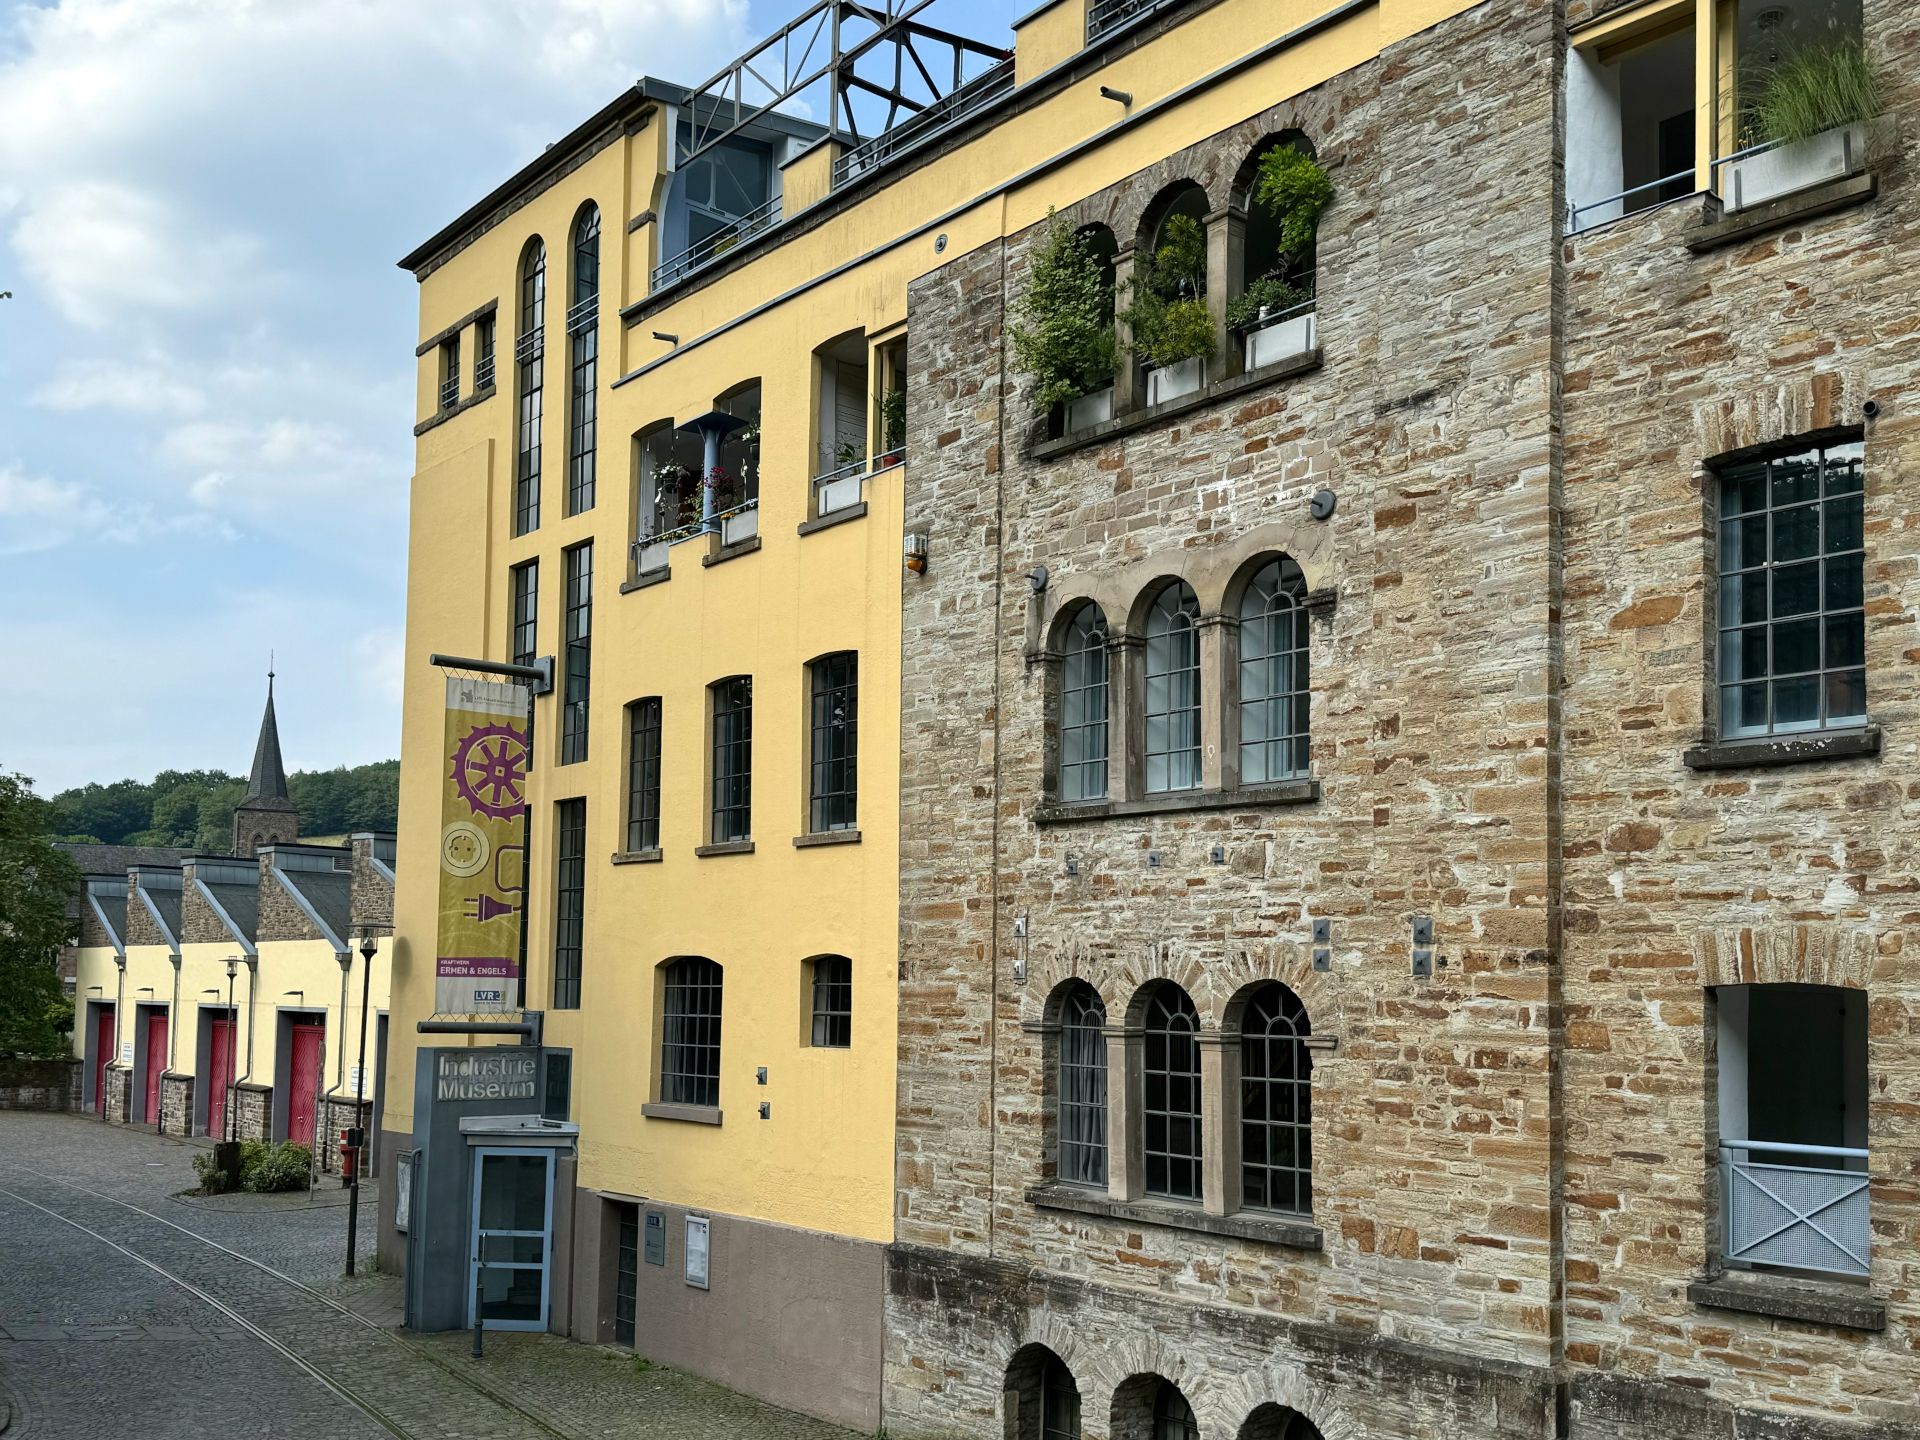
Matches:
[[793, 829, 860, 848], [798, 502, 867, 536], [1683, 725, 1879, 771], [621, 568, 670, 593], [413, 384, 497, 437], [694, 840, 755, 858], [1028, 1183, 1323, 1250], [610, 848, 662, 865], [1688, 1271, 1885, 1332], [641, 1102, 722, 1126], [1685, 172, 1877, 254], [1033, 779, 1318, 825], [1032, 349, 1323, 462], [702, 535, 761, 568]]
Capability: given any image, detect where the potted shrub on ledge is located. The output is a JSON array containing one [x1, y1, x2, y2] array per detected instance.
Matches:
[[1124, 212, 1212, 407], [1233, 141, 1331, 372], [1010, 212, 1119, 433], [1724, 40, 1882, 213]]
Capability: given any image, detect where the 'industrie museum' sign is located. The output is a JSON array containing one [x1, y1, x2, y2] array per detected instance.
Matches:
[[434, 1051, 537, 1102]]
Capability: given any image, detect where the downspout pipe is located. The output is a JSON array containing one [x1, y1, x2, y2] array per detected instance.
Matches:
[[162, 952, 182, 1135], [232, 958, 259, 1133], [319, 949, 352, 1168]]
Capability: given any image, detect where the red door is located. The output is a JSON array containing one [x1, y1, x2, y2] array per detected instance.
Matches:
[[286, 1021, 325, 1147], [94, 1007, 115, 1115], [207, 1017, 235, 1138], [143, 1011, 168, 1125]]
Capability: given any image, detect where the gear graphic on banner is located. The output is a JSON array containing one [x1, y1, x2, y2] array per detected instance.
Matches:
[[449, 722, 529, 822]]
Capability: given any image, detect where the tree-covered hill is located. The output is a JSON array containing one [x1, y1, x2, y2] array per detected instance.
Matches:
[[45, 760, 399, 852]]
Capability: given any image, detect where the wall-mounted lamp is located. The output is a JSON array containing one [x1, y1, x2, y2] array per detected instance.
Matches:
[[1029, 565, 1049, 594], [652, 331, 679, 345], [137, 986, 154, 996], [1099, 86, 1133, 107], [283, 990, 304, 1001], [904, 531, 929, 576]]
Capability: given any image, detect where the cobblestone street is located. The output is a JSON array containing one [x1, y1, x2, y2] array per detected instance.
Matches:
[[0, 1113, 865, 1440]]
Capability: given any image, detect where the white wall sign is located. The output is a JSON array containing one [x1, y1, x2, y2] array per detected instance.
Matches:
[[394, 1151, 413, 1231], [684, 1214, 710, 1290], [119, 1042, 133, 1065]]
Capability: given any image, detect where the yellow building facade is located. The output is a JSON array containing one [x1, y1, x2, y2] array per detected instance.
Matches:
[[384, 0, 1502, 1428]]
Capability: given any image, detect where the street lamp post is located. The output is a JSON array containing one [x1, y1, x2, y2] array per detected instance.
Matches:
[[345, 929, 378, 1278]]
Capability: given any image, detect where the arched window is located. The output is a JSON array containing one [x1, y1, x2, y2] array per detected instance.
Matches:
[[1153, 1380, 1198, 1440], [1056, 982, 1107, 1188], [1006, 1345, 1081, 1440], [514, 239, 547, 536], [1059, 605, 1110, 802], [1141, 984, 1202, 1201], [1240, 983, 1312, 1215], [1143, 582, 1201, 794], [660, 957, 723, 1107], [566, 205, 600, 517], [1239, 1403, 1326, 1440], [1138, 181, 1210, 301], [1238, 557, 1310, 783], [1042, 1353, 1081, 1440]]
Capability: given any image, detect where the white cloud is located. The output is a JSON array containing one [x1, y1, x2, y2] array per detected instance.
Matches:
[[32, 353, 208, 415], [0, 457, 228, 555]]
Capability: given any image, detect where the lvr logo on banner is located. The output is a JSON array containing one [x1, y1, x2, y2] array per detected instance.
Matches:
[[436, 677, 530, 1014]]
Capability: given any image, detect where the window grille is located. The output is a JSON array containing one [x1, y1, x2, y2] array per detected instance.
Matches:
[[1142, 985, 1202, 1201], [1240, 983, 1312, 1215], [808, 652, 858, 833], [626, 699, 662, 852], [1057, 984, 1107, 1188], [810, 955, 852, 1048], [710, 676, 753, 843], [514, 241, 546, 536], [1143, 582, 1202, 793], [614, 1206, 638, 1346], [1152, 1382, 1197, 1440], [1040, 1355, 1081, 1440], [509, 562, 538, 671], [553, 798, 585, 1010], [1717, 440, 1866, 738], [438, 334, 460, 411], [1239, 557, 1310, 782], [660, 957, 723, 1107], [475, 316, 496, 391], [1060, 606, 1110, 802], [567, 207, 600, 517], [561, 544, 592, 765]]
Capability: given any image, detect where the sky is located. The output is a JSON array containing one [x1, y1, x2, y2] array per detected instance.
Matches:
[[0, 0, 1020, 797]]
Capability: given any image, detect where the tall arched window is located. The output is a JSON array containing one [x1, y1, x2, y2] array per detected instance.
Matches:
[[1241, 983, 1312, 1215], [1239, 557, 1310, 783], [1143, 582, 1201, 794], [1041, 1353, 1081, 1440], [1153, 1380, 1198, 1440], [1059, 605, 1109, 802], [660, 957, 723, 1107], [1056, 982, 1107, 1188], [1141, 984, 1202, 1201], [514, 238, 546, 536], [566, 205, 600, 517]]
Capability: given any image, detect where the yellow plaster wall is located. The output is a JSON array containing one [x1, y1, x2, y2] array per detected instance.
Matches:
[[1013, 0, 1089, 88], [69, 945, 121, 1056]]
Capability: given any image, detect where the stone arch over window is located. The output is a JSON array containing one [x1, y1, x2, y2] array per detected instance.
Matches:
[[1134, 180, 1211, 299], [1228, 981, 1312, 1216], [1113, 1374, 1200, 1440], [1045, 978, 1108, 1189], [1229, 132, 1321, 296], [1238, 1403, 1324, 1440], [1232, 555, 1310, 784], [1129, 980, 1202, 1203], [1049, 600, 1111, 803], [1135, 580, 1202, 795], [1005, 1342, 1081, 1440]]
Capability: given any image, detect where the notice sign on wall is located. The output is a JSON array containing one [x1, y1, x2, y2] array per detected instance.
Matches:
[[436, 675, 529, 1014], [434, 1051, 537, 1103]]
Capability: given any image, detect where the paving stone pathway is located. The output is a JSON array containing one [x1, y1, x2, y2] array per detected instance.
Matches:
[[0, 1112, 865, 1440]]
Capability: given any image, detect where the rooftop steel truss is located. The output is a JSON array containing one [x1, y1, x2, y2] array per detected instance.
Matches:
[[677, 0, 1011, 170]]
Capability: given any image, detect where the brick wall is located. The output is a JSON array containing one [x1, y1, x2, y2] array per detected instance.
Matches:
[[0, 1059, 81, 1112], [159, 1073, 195, 1136], [231, 1083, 272, 1143]]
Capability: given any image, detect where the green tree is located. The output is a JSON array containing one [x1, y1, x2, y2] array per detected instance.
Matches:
[[49, 778, 150, 846], [0, 773, 80, 1057], [1009, 211, 1119, 411]]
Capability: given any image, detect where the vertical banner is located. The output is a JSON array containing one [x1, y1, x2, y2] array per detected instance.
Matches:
[[437, 676, 530, 1013]]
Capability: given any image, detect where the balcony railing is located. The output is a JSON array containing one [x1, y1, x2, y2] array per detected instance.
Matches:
[[1722, 1139, 1870, 1279], [1565, 167, 1697, 235], [651, 196, 783, 292], [475, 354, 496, 390], [566, 293, 599, 334], [515, 330, 543, 364], [632, 520, 706, 576], [438, 377, 460, 411], [832, 59, 1015, 188], [1088, 0, 1181, 42]]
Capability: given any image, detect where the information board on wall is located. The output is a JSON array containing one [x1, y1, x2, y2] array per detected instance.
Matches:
[[435, 675, 529, 1014]]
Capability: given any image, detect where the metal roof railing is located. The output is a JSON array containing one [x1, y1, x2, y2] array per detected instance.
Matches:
[[1088, 0, 1183, 42], [651, 196, 783, 292], [832, 57, 1016, 187]]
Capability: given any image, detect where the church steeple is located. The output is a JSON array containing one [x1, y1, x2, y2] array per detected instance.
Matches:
[[232, 667, 298, 857]]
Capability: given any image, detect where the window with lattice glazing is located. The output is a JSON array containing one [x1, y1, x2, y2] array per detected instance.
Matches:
[[510, 562, 537, 671], [710, 676, 752, 842], [810, 955, 852, 1048], [625, 698, 661, 852], [1142, 984, 1202, 1200], [552, 798, 585, 1009], [1240, 983, 1312, 1214], [808, 652, 857, 832], [1238, 557, 1310, 782], [561, 544, 592, 764], [1144, 582, 1201, 793], [660, 957, 723, 1107], [1057, 983, 1107, 1188], [514, 240, 545, 536], [567, 206, 599, 516], [1059, 606, 1109, 802]]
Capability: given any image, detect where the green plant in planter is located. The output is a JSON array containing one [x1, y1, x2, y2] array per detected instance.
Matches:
[[1748, 40, 1884, 147], [1226, 274, 1305, 332], [1251, 143, 1333, 265], [1121, 212, 1215, 369], [652, 460, 695, 531], [881, 387, 907, 455], [1009, 211, 1119, 411]]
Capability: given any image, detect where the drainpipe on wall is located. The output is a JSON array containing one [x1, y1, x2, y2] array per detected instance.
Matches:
[[162, 953, 182, 1135], [318, 949, 351, 1176], [232, 958, 259, 1136]]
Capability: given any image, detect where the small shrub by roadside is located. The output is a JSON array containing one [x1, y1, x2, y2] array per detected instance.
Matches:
[[191, 1139, 312, 1195]]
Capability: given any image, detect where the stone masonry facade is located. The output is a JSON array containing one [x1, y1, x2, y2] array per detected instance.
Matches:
[[887, 2, 1920, 1438]]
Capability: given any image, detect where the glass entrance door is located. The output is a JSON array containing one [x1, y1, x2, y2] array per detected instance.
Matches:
[[467, 1148, 555, 1331]]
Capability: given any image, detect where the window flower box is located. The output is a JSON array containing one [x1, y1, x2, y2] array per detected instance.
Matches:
[[720, 503, 758, 546], [1722, 123, 1867, 213], [1065, 386, 1114, 432], [1244, 310, 1317, 372], [1145, 356, 1204, 407], [636, 537, 670, 574]]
